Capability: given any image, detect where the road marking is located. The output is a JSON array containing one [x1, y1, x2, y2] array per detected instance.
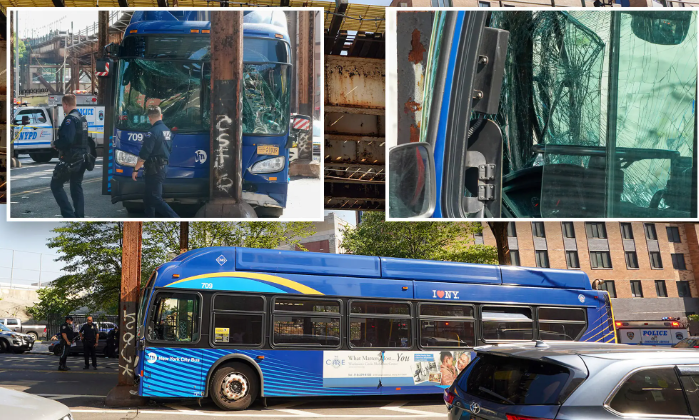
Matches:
[[0, 368, 113, 375], [38, 394, 106, 400], [381, 401, 441, 416], [12, 177, 101, 196], [70, 410, 446, 418]]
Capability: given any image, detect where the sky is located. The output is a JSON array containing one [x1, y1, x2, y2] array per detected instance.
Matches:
[[17, 11, 99, 39]]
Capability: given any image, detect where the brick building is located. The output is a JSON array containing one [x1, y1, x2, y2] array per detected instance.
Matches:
[[277, 212, 349, 254], [477, 222, 699, 321]]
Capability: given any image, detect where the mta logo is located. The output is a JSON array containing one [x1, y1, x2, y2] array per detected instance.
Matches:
[[146, 352, 157, 364], [195, 150, 207, 164], [17, 132, 38, 140]]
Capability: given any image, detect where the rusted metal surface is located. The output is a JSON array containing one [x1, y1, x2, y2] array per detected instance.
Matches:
[[397, 11, 433, 145], [1, 37, 6, 204], [324, 54, 385, 211], [325, 56, 385, 111]]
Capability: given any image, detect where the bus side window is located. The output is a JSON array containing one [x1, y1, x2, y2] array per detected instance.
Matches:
[[148, 293, 200, 343]]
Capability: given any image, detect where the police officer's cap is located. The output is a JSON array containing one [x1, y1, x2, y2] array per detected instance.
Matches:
[[65, 316, 73, 321]]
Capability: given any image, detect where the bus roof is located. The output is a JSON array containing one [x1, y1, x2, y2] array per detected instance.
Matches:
[[152, 247, 593, 291], [125, 10, 290, 43]]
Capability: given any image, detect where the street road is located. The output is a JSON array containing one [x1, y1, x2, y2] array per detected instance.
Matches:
[[0, 352, 448, 420], [8, 154, 322, 219]]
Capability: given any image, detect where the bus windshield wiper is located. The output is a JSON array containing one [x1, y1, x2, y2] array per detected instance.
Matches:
[[478, 386, 515, 405]]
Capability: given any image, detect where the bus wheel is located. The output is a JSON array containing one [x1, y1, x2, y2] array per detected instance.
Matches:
[[210, 364, 258, 411]]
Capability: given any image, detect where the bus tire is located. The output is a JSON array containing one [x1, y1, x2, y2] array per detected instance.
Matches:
[[29, 152, 53, 163], [210, 363, 258, 411]]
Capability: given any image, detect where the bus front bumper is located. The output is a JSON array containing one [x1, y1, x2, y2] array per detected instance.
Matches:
[[110, 176, 287, 208]]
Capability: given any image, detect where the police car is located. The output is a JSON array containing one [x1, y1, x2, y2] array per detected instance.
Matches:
[[12, 104, 105, 163], [0, 323, 35, 354], [615, 319, 688, 346]]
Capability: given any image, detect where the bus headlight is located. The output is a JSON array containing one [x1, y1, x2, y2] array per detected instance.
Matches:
[[250, 157, 285, 174], [115, 150, 139, 167]]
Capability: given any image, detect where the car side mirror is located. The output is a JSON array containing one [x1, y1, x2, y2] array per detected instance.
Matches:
[[627, 11, 691, 45], [388, 142, 436, 218]]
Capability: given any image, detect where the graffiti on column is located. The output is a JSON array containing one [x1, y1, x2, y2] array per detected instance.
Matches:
[[119, 310, 136, 378], [214, 114, 233, 194]]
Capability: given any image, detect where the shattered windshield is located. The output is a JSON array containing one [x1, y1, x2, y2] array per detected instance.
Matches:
[[117, 37, 291, 135], [116, 59, 209, 132], [243, 63, 290, 135], [490, 11, 696, 218]]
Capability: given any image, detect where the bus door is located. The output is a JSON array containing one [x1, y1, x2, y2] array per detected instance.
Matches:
[[141, 292, 205, 398]]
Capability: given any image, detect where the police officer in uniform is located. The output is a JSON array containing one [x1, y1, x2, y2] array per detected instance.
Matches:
[[58, 316, 75, 371], [106, 325, 119, 358], [132, 106, 178, 218], [51, 94, 89, 218], [79, 316, 100, 370]]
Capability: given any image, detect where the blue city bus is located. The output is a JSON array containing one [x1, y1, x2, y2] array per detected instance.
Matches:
[[106, 10, 292, 217], [135, 246, 616, 410]]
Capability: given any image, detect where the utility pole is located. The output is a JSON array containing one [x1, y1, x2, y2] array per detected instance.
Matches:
[[97, 11, 109, 103], [195, 11, 256, 218], [180, 222, 189, 254], [105, 222, 147, 407], [15, 13, 19, 98]]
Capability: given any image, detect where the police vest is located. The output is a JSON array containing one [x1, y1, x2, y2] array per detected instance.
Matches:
[[65, 110, 88, 153]]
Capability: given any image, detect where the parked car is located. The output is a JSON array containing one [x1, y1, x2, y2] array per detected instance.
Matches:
[[0, 386, 72, 420], [444, 341, 699, 420], [48, 333, 113, 357], [673, 336, 699, 348], [0, 317, 47, 341], [0, 323, 35, 354]]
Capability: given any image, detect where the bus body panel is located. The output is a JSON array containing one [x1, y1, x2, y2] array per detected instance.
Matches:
[[235, 247, 381, 278], [138, 247, 617, 403]]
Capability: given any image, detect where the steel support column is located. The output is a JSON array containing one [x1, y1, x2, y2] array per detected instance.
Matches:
[[195, 11, 255, 218], [105, 222, 147, 407], [97, 11, 109, 104]]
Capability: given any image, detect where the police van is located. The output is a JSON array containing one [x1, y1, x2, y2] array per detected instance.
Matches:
[[616, 319, 688, 346], [12, 104, 105, 163]]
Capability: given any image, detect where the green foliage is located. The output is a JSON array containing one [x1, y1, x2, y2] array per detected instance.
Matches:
[[12, 34, 26, 64], [341, 212, 497, 264], [32, 222, 315, 315], [25, 285, 79, 322], [689, 314, 699, 322]]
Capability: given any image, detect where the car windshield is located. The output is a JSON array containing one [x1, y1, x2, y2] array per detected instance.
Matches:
[[0, 324, 11, 332]]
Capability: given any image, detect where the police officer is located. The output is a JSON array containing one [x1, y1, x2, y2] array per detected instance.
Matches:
[[106, 325, 119, 358], [51, 94, 88, 218], [79, 316, 100, 370], [58, 316, 75, 371], [132, 106, 178, 218]]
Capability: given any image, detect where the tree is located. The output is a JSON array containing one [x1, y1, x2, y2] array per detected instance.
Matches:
[[488, 222, 511, 265], [341, 212, 498, 264], [28, 221, 315, 315], [25, 285, 79, 322]]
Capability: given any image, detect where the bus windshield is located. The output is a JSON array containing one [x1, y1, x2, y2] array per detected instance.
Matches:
[[117, 35, 291, 135], [116, 59, 209, 133]]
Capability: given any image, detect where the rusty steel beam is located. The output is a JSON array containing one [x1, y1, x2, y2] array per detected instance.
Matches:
[[98, 11, 109, 104], [52, 0, 65, 6], [330, 30, 347, 56], [325, 56, 384, 111], [325, 0, 348, 55], [118, 0, 129, 6], [33, 73, 57, 94], [297, 11, 315, 117], [195, 11, 255, 218], [180, 222, 189, 254]]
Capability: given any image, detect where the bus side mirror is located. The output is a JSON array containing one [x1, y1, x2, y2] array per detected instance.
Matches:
[[627, 11, 691, 45], [104, 43, 121, 58], [388, 142, 436, 218]]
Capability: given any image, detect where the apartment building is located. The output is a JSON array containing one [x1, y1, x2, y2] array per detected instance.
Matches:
[[478, 222, 699, 321]]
